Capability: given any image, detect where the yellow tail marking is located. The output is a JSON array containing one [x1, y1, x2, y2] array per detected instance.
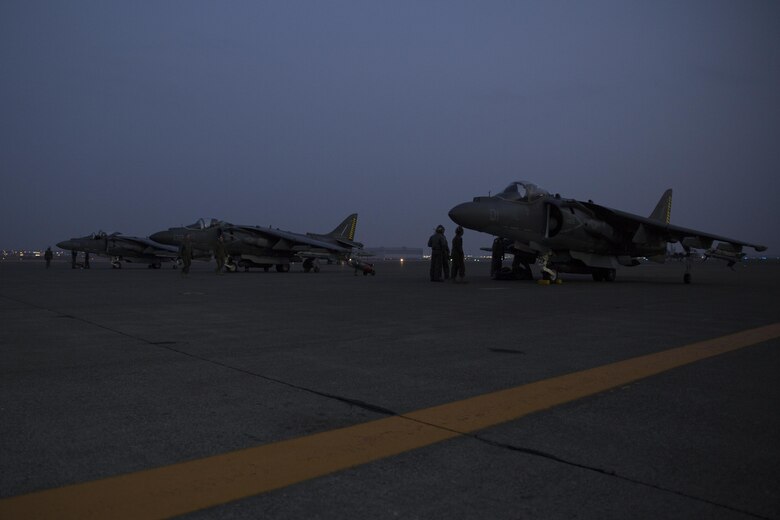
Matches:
[[348, 216, 357, 241]]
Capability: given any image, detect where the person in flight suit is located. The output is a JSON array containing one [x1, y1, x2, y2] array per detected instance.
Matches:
[[214, 234, 227, 274], [427, 225, 447, 282], [441, 229, 451, 280], [450, 226, 465, 283], [180, 234, 193, 276], [44, 247, 53, 268], [491, 236, 504, 278]]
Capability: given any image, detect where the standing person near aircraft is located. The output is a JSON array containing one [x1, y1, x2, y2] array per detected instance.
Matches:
[[441, 229, 451, 280], [490, 237, 504, 278], [83, 252, 90, 269], [71, 250, 77, 269], [450, 226, 465, 283], [427, 225, 447, 282], [214, 234, 227, 275], [179, 234, 193, 276], [44, 247, 53, 268]]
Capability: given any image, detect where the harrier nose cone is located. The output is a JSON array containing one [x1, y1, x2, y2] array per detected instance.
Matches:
[[448, 202, 479, 229], [56, 240, 76, 250], [149, 231, 172, 244]]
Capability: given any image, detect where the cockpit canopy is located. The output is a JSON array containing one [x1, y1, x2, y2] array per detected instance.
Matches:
[[90, 230, 107, 239], [496, 181, 549, 202], [187, 218, 221, 230]]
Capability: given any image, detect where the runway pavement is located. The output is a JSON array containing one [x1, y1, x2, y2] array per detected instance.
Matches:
[[1, 258, 778, 519]]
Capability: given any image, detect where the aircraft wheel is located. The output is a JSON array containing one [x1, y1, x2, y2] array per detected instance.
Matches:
[[604, 269, 616, 282], [684, 273, 691, 284], [275, 264, 290, 273]]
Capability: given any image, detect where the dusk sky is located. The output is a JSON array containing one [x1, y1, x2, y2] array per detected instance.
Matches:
[[2, 1, 778, 255]]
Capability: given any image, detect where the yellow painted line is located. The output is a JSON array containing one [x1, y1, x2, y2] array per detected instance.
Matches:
[[2, 323, 778, 519]]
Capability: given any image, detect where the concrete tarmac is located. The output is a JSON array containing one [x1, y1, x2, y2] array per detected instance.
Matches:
[[1, 259, 778, 519]]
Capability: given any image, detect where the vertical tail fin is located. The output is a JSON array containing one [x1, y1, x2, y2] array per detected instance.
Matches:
[[649, 189, 672, 224], [326, 213, 358, 240]]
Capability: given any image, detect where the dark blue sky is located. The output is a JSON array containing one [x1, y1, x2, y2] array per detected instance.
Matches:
[[2, 1, 778, 254]]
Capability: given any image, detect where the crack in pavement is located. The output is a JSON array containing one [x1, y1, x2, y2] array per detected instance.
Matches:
[[2, 294, 772, 519]]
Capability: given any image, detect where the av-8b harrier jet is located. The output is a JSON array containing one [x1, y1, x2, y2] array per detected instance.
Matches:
[[150, 213, 362, 272], [449, 182, 766, 283], [56, 231, 184, 269]]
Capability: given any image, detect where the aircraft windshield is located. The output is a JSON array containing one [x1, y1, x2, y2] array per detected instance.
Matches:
[[497, 182, 549, 202], [188, 218, 221, 230]]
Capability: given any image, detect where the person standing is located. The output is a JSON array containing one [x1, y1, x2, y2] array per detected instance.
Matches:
[[450, 226, 465, 283], [427, 225, 447, 282], [441, 230, 451, 280], [214, 234, 227, 274], [44, 247, 53, 269], [490, 237, 504, 278], [83, 252, 90, 269], [71, 249, 78, 269], [180, 234, 193, 276]]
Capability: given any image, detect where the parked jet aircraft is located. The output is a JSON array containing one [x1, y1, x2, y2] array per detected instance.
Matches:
[[150, 214, 362, 272], [449, 182, 766, 283], [56, 231, 183, 269]]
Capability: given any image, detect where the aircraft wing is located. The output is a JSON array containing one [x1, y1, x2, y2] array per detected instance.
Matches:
[[109, 234, 181, 257], [227, 225, 352, 253], [581, 202, 767, 252]]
